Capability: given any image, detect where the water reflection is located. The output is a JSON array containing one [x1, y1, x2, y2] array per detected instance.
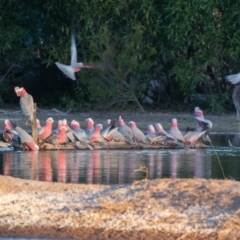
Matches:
[[0, 148, 213, 184], [0, 133, 240, 184]]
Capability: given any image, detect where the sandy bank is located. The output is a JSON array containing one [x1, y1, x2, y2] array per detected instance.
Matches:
[[0, 176, 240, 239]]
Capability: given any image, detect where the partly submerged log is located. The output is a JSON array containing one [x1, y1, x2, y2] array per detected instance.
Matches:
[[38, 140, 208, 151], [0, 141, 12, 148]]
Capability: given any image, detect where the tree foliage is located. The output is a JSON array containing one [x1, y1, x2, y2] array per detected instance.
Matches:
[[0, 0, 240, 112]]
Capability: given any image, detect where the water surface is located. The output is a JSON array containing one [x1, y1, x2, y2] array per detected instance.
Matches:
[[0, 133, 240, 184]]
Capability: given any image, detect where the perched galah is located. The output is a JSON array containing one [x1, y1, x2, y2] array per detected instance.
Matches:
[[169, 118, 186, 143], [9, 121, 39, 151], [38, 117, 54, 141], [195, 109, 212, 131], [88, 124, 103, 143], [101, 119, 120, 141], [14, 86, 34, 125], [183, 127, 207, 145], [55, 34, 95, 80], [3, 119, 19, 143], [128, 121, 148, 144], [85, 118, 95, 136], [194, 106, 201, 116], [70, 120, 89, 142], [155, 123, 176, 140], [70, 120, 94, 150], [62, 119, 75, 142], [145, 125, 156, 140], [118, 116, 135, 144], [46, 126, 67, 145], [152, 123, 183, 147], [195, 109, 212, 142]]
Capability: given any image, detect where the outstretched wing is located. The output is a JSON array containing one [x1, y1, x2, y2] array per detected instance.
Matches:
[[226, 73, 240, 85], [71, 34, 77, 66], [55, 62, 76, 80]]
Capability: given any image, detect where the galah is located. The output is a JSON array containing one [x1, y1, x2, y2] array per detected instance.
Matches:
[[14, 86, 34, 125], [55, 34, 95, 80], [9, 121, 39, 151], [38, 117, 54, 141]]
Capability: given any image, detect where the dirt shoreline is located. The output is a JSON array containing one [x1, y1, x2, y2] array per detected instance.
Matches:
[[0, 109, 240, 239], [0, 176, 240, 239]]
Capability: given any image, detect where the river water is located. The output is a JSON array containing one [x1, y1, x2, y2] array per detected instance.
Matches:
[[0, 133, 240, 184]]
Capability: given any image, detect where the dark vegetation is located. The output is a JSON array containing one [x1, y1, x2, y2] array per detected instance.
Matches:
[[0, 0, 239, 113]]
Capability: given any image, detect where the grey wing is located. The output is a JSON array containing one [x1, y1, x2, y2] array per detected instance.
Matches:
[[20, 94, 34, 117], [195, 117, 212, 130], [15, 126, 33, 142], [55, 62, 76, 80], [71, 34, 77, 66], [226, 73, 240, 85], [74, 129, 89, 142]]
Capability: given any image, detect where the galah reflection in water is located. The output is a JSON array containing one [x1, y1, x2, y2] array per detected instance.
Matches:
[[194, 150, 204, 178], [170, 151, 178, 178], [55, 34, 96, 80], [92, 151, 101, 184], [226, 72, 240, 120], [57, 151, 67, 183], [41, 153, 52, 182], [3, 152, 12, 176], [147, 154, 154, 180], [70, 152, 80, 183], [118, 151, 125, 185], [14, 86, 34, 125]]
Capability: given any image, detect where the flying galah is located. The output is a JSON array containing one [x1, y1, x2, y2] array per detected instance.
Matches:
[[55, 34, 95, 80]]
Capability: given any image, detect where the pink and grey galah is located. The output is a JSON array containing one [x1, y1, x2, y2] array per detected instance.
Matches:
[[70, 120, 89, 142], [101, 119, 120, 141], [9, 121, 39, 151], [55, 34, 96, 80], [128, 121, 148, 144], [38, 117, 54, 141], [46, 126, 67, 145], [85, 118, 95, 136], [88, 124, 103, 143], [169, 118, 186, 144], [118, 116, 135, 144], [14, 86, 34, 125]]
